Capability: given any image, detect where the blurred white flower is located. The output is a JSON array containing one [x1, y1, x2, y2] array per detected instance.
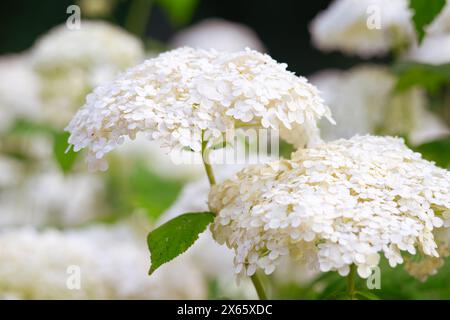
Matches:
[[407, 34, 450, 65], [310, 0, 414, 58], [404, 229, 450, 281], [0, 169, 104, 228], [310, 65, 449, 144], [0, 156, 24, 189], [0, 223, 206, 299], [66, 47, 332, 171], [0, 54, 41, 132], [170, 18, 265, 52], [114, 135, 204, 180], [426, 3, 450, 36], [209, 135, 450, 280], [30, 21, 145, 127]]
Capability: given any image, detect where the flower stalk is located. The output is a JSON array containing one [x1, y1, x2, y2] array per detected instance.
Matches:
[[201, 131, 216, 186], [251, 273, 268, 300], [347, 264, 357, 300]]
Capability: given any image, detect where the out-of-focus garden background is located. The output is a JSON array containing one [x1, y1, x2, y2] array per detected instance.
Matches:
[[0, 0, 450, 299]]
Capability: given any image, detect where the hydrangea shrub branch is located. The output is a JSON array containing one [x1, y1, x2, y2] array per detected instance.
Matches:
[[66, 47, 332, 300]]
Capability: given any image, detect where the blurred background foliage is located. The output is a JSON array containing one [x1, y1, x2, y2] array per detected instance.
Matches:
[[0, 0, 362, 72]]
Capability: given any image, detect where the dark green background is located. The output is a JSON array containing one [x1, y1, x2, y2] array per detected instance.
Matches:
[[0, 0, 386, 75]]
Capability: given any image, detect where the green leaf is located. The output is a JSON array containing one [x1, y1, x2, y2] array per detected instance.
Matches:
[[355, 291, 381, 300], [409, 0, 446, 43], [392, 61, 450, 94], [157, 0, 198, 25], [103, 160, 185, 222], [147, 212, 215, 274], [53, 131, 79, 173], [415, 137, 450, 168]]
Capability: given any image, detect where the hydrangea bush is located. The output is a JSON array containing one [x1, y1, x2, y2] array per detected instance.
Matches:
[[66, 42, 450, 299], [2, 1, 450, 301]]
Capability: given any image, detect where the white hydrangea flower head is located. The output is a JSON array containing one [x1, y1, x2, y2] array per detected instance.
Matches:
[[0, 224, 206, 299], [66, 47, 333, 171], [209, 135, 450, 280], [310, 65, 448, 145], [310, 0, 414, 58], [31, 21, 145, 127], [0, 54, 41, 132], [170, 18, 265, 52]]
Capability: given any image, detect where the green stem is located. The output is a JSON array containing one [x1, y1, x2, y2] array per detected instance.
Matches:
[[125, 0, 153, 39], [251, 273, 268, 300], [347, 264, 356, 300], [202, 155, 216, 186], [201, 131, 216, 186]]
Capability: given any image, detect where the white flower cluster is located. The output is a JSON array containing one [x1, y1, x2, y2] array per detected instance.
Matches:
[[311, 0, 450, 59], [0, 54, 41, 132], [0, 170, 105, 228], [66, 47, 333, 171], [0, 224, 206, 299], [403, 228, 450, 281], [407, 34, 450, 65], [310, 0, 414, 58], [310, 65, 449, 144], [31, 21, 144, 127], [209, 135, 450, 279]]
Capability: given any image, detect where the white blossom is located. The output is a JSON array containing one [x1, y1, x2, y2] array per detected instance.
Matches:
[[310, 0, 414, 58], [0, 156, 24, 189], [30, 21, 145, 127], [170, 18, 265, 52], [310, 65, 449, 144], [404, 228, 450, 282], [407, 34, 450, 65], [209, 135, 450, 280], [0, 224, 206, 299], [114, 135, 204, 180], [0, 169, 105, 228], [66, 47, 332, 171], [0, 54, 41, 132]]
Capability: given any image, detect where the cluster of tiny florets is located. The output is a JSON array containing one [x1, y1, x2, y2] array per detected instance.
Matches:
[[66, 47, 332, 171], [209, 135, 450, 279]]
